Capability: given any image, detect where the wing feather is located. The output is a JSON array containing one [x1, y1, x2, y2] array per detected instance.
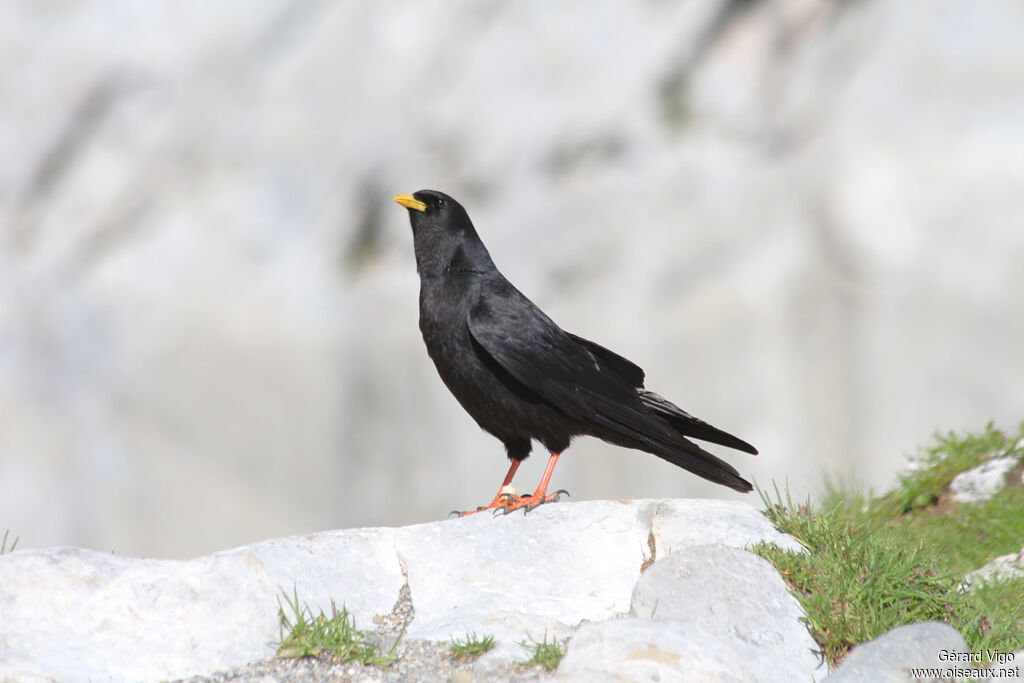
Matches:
[[465, 280, 753, 493], [467, 287, 679, 449]]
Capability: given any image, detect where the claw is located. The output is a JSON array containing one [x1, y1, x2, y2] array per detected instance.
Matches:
[[458, 490, 566, 517], [451, 453, 566, 518]]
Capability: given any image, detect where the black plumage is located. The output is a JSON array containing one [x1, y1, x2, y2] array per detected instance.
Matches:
[[394, 189, 756, 513]]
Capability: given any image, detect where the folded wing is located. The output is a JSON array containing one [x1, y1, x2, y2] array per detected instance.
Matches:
[[467, 281, 753, 491]]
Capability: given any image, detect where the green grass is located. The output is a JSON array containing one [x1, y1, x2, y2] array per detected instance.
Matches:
[[885, 484, 1024, 576], [753, 422, 1024, 668], [276, 589, 400, 666], [884, 421, 1021, 514], [519, 632, 566, 671], [449, 632, 496, 660], [1, 530, 17, 554]]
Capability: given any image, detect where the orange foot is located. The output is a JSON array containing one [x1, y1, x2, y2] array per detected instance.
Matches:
[[454, 486, 570, 516], [453, 452, 568, 517], [493, 488, 570, 515]]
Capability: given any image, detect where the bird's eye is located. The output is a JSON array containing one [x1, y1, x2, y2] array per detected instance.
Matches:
[[437, 197, 446, 208]]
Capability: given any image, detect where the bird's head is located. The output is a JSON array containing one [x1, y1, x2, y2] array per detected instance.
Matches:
[[393, 189, 469, 229], [394, 190, 495, 277]]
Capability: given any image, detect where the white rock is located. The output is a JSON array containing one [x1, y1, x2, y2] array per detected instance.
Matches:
[[822, 622, 967, 683], [396, 499, 649, 642], [628, 545, 825, 682], [0, 547, 280, 683], [558, 618, 751, 683], [471, 640, 534, 676], [227, 526, 404, 628], [961, 546, 1024, 590], [987, 648, 1024, 679], [0, 498, 841, 682], [650, 498, 806, 556], [950, 456, 1019, 503]]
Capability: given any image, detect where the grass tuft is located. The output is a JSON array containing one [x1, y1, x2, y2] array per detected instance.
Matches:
[[755, 487, 959, 664], [1, 530, 18, 554], [640, 529, 656, 573], [276, 588, 399, 666], [884, 421, 1022, 514], [449, 632, 496, 660], [754, 422, 1024, 668], [520, 632, 566, 671]]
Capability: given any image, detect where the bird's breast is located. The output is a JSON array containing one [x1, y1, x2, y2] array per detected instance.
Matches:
[[418, 278, 475, 372]]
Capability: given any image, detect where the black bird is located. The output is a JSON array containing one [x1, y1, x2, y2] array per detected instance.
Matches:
[[394, 190, 757, 514]]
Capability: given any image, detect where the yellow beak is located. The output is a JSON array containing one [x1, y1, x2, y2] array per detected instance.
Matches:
[[394, 194, 427, 212]]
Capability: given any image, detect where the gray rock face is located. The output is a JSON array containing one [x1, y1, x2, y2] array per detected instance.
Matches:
[[558, 619, 751, 683], [961, 546, 1024, 590], [949, 456, 1020, 503], [0, 498, 816, 683], [649, 498, 806, 556], [578, 545, 827, 682], [396, 500, 646, 644], [822, 622, 968, 683], [0, 548, 281, 682], [988, 649, 1024, 680], [226, 526, 406, 627], [3, 0, 1024, 559], [631, 547, 821, 679]]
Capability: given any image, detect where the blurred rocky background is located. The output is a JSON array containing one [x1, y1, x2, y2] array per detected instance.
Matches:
[[2, 0, 1022, 558]]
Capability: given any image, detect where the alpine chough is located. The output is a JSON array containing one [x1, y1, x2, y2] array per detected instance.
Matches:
[[394, 190, 757, 514]]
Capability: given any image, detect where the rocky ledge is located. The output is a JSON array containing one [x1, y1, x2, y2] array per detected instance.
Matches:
[[0, 499, 991, 682]]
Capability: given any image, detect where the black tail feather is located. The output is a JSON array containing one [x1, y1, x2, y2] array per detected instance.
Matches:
[[647, 439, 753, 493], [639, 390, 758, 455], [594, 422, 754, 493]]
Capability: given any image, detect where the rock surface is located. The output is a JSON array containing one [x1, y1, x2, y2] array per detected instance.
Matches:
[[961, 546, 1024, 590], [0, 498, 822, 683], [0, 548, 280, 683], [559, 619, 749, 683], [3, 0, 1024, 558], [396, 500, 646, 644], [560, 545, 824, 682], [987, 649, 1024, 680], [628, 546, 821, 682], [949, 456, 1021, 504], [821, 622, 967, 683], [649, 498, 805, 556]]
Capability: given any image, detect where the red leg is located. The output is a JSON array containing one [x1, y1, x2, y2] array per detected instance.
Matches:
[[532, 451, 561, 498], [504, 451, 566, 512], [499, 459, 521, 488]]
